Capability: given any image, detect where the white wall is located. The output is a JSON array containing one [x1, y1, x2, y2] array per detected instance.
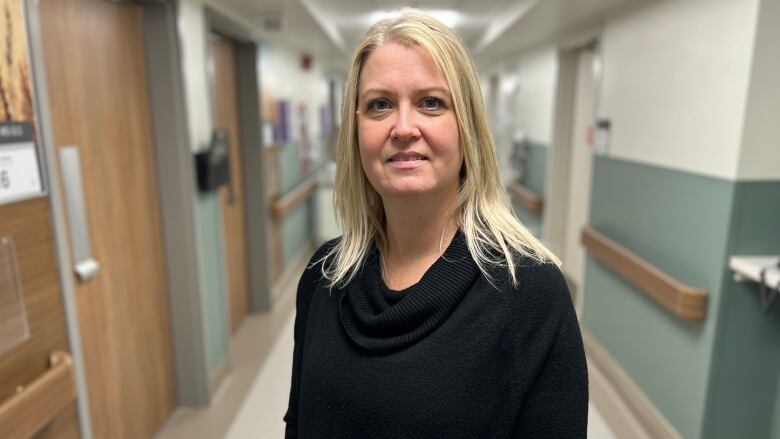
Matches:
[[481, 46, 558, 180], [598, 0, 759, 180], [737, 0, 780, 181], [260, 42, 330, 145], [514, 47, 558, 145], [178, 0, 212, 153], [495, 70, 518, 179]]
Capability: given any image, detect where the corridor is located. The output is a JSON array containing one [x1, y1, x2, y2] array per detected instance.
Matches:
[[1, 0, 779, 438]]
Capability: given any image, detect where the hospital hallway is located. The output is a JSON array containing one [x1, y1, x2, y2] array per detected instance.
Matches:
[[1, 0, 779, 438]]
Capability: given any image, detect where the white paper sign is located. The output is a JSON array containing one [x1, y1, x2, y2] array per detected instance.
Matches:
[[0, 142, 43, 204]]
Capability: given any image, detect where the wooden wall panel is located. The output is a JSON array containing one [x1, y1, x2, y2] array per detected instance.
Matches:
[[0, 198, 80, 436]]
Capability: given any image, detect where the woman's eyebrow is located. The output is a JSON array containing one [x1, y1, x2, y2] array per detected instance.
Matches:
[[361, 86, 452, 98], [416, 87, 451, 96], [361, 88, 393, 98]]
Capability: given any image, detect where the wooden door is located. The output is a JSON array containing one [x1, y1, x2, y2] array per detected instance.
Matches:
[[210, 34, 250, 333], [40, 0, 175, 437]]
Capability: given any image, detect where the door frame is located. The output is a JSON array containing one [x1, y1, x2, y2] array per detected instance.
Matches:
[[204, 6, 273, 314], [142, 1, 214, 406], [23, 0, 93, 436], [544, 30, 602, 314]]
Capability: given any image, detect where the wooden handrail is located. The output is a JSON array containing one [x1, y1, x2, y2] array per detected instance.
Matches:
[[264, 144, 281, 155], [271, 172, 320, 221], [506, 182, 544, 214], [581, 226, 707, 322], [0, 351, 77, 438]]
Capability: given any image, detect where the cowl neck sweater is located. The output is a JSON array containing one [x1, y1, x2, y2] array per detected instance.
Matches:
[[284, 234, 588, 438], [339, 230, 480, 353]]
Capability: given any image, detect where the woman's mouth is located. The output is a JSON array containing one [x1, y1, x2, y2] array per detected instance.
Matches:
[[388, 152, 428, 168], [388, 153, 427, 162]]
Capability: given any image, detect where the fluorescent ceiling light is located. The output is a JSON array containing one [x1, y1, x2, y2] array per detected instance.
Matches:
[[367, 9, 462, 28]]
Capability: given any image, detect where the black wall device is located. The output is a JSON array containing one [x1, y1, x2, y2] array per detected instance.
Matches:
[[195, 128, 230, 192]]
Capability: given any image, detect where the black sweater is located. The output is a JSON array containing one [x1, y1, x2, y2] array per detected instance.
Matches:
[[284, 231, 588, 438]]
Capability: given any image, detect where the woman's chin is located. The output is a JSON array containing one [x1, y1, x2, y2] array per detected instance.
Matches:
[[380, 185, 436, 197]]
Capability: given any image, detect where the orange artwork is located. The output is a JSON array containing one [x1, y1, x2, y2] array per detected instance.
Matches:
[[0, 0, 33, 126]]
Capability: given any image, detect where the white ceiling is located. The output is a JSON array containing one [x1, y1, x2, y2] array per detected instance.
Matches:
[[210, 0, 650, 75]]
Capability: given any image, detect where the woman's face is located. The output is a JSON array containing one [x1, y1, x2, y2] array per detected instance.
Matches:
[[356, 42, 462, 201]]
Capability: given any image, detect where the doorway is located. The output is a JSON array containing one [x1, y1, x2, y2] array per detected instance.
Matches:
[[209, 32, 250, 334], [546, 41, 601, 313]]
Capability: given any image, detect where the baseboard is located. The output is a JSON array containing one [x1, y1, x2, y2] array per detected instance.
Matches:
[[583, 329, 682, 439]]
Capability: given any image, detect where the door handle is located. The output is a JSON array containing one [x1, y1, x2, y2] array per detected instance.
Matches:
[[58, 146, 100, 282]]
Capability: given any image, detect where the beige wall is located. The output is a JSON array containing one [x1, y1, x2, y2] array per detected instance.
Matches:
[[513, 47, 558, 145], [178, 0, 213, 153], [479, 45, 558, 181], [737, 0, 780, 181], [598, 0, 759, 180], [260, 42, 330, 144]]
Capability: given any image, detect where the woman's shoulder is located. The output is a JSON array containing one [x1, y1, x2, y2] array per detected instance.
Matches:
[[297, 237, 341, 291], [310, 237, 341, 267], [493, 254, 573, 317]]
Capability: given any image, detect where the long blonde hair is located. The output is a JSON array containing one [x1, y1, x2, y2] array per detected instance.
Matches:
[[321, 9, 559, 288]]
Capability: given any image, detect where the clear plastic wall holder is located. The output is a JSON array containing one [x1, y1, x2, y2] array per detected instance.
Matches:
[[0, 236, 30, 355]]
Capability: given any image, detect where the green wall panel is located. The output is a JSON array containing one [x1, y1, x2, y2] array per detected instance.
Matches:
[[772, 376, 780, 439], [278, 141, 323, 266], [701, 181, 780, 438], [524, 141, 547, 196], [512, 141, 547, 238], [582, 156, 734, 439], [282, 200, 313, 266], [513, 201, 542, 237], [195, 193, 229, 373], [279, 142, 307, 194]]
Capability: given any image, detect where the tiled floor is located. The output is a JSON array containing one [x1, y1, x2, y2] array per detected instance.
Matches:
[[225, 314, 295, 438]]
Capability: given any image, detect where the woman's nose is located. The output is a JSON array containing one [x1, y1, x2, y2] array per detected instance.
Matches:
[[390, 104, 421, 142]]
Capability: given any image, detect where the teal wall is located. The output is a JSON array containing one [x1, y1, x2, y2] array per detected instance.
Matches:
[[773, 377, 780, 439], [701, 181, 780, 438], [582, 156, 733, 439], [282, 200, 313, 266], [190, 140, 324, 376], [524, 141, 547, 196], [195, 192, 229, 373], [512, 141, 547, 237], [583, 157, 780, 438], [278, 141, 322, 266]]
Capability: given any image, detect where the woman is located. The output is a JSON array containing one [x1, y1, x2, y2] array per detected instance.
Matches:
[[284, 9, 587, 438]]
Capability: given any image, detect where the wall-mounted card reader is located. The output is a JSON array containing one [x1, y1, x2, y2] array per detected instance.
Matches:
[[195, 129, 230, 192]]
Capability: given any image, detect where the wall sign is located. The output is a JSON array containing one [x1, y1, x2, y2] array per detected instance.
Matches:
[[0, 0, 44, 206], [0, 122, 42, 204]]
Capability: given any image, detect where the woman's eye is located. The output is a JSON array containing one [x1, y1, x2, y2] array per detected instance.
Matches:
[[421, 96, 443, 110], [367, 99, 391, 112]]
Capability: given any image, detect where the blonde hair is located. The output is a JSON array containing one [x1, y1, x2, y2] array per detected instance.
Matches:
[[321, 8, 559, 288]]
